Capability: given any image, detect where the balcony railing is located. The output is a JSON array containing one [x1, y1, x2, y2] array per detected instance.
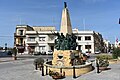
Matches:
[[48, 40, 54, 44], [14, 33, 26, 37], [26, 41, 38, 44]]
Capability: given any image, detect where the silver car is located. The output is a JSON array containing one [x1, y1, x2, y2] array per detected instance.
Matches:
[[47, 50, 53, 55]]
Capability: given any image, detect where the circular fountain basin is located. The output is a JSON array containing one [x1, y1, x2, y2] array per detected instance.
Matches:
[[44, 61, 93, 76]]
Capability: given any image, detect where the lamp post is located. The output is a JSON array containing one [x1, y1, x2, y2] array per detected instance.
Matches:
[[46, 59, 48, 75], [35, 62, 38, 70], [96, 58, 100, 73]]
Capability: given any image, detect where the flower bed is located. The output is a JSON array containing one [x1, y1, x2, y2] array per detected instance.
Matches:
[[49, 70, 65, 79]]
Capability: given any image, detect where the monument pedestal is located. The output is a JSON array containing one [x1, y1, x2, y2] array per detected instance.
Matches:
[[52, 50, 80, 67]]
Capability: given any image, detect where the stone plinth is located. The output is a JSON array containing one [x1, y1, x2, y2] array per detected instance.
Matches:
[[44, 61, 93, 76], [52, 50, 79, 67]]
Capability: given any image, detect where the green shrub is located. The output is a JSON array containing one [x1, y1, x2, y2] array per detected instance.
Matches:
[[33, 57, 44, 66], [112, 48, 120, 59], [96, 54, 112, 60], [96, 54, 110, 67], [98, 59, 109, 67]]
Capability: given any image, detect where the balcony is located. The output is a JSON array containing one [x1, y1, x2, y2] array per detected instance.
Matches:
[[26, 31, 38, 34], [48, 40, 54, 44], [14, 33, 26, 37], [26, 41, 38, 44], [16, 43, 25, 46]]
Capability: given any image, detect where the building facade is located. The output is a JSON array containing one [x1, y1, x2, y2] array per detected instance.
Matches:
[[14, 26, 104, 54], [14, 25, 33, 53], [103, 39, 111, 53]]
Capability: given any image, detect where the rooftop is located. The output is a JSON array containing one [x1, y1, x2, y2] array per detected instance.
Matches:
[[32, 26, 56, 31]]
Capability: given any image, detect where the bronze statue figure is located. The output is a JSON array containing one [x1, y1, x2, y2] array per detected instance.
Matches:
[[54, 33, 77, 50]]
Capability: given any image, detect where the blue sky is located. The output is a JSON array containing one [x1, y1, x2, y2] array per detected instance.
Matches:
[[0, 0, 120, 47]]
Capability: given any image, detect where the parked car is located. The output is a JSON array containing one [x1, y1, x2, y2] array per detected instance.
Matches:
[[109, 50, 113, 53], [34, 52, 41, 55], [47, 50, 53, 55], [7, 51, 13, 55], [0, 50, 13, 57], [95, 51, 101, 54]]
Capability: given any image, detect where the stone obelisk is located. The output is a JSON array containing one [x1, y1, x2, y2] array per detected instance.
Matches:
[[60, 2, 72, 36], [52, 2, 79, 67]]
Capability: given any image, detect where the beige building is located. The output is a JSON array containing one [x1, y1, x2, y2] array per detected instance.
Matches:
[[14, 26, 104, 54], [14, 25, 33, 53]]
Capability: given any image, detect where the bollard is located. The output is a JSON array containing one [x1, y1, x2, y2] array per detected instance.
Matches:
[[46, 59, 48, 75], [35, 62, 38, 70], [46, 66, 48, 75], [41, 64, 44, 76], [39, 65, 42, 71], [60, 68, 62, 77], [73, 66, 76, 78], [96, 59, 100, 73], [63, 71, 65, 77]]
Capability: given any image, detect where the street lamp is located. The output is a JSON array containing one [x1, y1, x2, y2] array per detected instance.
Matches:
[[5, 43, 7, 51]]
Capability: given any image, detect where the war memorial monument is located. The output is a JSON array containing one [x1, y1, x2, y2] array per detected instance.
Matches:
[[44, 2, 93, 78]]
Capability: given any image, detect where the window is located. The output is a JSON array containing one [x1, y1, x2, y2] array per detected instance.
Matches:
[[19, 30, 23, 35], [78, 45, 81, 50], [39, 37, 45, 41], [85, 45, 91, 49], [78, 36, 81, 41], [85, 36, 91, 40], [28, 37, 35, 41]]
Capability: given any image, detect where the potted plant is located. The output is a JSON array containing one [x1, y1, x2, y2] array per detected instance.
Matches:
[[96, 54, 109, 70], [98, 59, 109, 70], [33, 57, 44, 70]]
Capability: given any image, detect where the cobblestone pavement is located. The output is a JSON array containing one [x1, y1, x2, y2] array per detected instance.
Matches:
[[0, 58, 120, 80]]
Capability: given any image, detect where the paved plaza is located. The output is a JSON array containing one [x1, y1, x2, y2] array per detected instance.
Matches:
[[0, 56, 120, 80]]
